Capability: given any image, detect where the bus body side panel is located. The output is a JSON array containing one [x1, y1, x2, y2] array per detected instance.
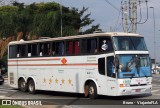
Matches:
[[8, 59, 18, 88]]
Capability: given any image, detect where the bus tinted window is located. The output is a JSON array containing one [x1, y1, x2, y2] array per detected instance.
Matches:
[[66, 40, 80, 55], [113, 36, 147, 51], [39, 42, 51, 56], [27, 44, 38, 57], [9, 45, 17, 58], [17, 45, 27, 58], [51, 42, 56, 56], [81, 38, 97, 54], [98, 58, 105, 75], [99, 37, 113, 53], [55, 42, 64, 56]]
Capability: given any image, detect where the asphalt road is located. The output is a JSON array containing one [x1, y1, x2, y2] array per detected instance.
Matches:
[[0, 74, 160, 108]]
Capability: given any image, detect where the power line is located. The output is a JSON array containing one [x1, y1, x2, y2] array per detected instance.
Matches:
[[104, 0, 120, 12], [104, 0, 123, 32]]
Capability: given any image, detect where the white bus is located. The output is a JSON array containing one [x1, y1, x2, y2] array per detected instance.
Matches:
[[8, 32, 152, 99]]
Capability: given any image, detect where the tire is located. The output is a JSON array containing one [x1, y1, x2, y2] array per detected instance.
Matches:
[[0, 82, 3, 85], [88, 82, 98, 99], [28, 80, 36, 94], [18, 79, 27, 92]]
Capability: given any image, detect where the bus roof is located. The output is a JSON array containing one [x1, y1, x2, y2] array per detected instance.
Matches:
[[9, 32, 142, 45]]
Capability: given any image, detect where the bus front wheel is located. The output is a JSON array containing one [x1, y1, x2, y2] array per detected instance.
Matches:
[[28, 80, 36, 94], [88, 82, 98, 99], [18, 79, 27, 92]]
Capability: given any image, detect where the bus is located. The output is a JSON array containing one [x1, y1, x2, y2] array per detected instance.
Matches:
[[8, 32, 152, 99]]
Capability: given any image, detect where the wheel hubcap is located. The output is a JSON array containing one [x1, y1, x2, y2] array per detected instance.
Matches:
[[29, 84, 34, 92], [89, 86, 94, 95], [21, 82, 25, 88]]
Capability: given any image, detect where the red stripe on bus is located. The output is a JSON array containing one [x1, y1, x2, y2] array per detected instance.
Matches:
[[8, 63, 98, 66], [8, 58, 61, 62]]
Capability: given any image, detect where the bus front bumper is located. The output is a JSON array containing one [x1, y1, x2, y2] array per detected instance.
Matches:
[[117, 85, 152, 96]]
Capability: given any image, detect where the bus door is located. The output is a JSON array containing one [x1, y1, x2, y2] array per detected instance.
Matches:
[[106, 56, 117, 95]]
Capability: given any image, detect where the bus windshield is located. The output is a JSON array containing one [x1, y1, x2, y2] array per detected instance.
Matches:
[[113, 36, 147, 51], [117, 54, 151, 78]]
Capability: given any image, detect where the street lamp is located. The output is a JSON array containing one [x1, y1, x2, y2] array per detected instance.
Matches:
[[150, 7, 156, 70]]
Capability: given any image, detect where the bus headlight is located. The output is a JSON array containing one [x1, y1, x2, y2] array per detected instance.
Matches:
[[120, 84, 130, 87], [120, 84, 124, 88]]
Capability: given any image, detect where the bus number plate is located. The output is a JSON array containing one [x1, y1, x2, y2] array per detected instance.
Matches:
[[135, 89, 141, 92]]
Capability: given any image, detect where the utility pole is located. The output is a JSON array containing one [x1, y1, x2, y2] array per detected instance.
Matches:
[[124, 1, 129, 33], [121, 1, 129, 33], [130, 0, 137, 33]]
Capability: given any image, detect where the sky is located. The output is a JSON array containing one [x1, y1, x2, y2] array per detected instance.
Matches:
[[15, 0, 160, 62]]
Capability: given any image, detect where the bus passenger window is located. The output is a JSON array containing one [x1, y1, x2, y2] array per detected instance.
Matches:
[[98, 58, 105, 75], [51, 42, 55, 56], [107, 56, 115, 78], [27, 44, 31, 57], [39, 43, 50, 56], [90, 39, 97, 53], [56, 42, 64, 56], [9, 45, 17, 58], [81, 39, 87, 54], [17, 45, 26, 58], [31, 44, 38, 57], [81, 38, 97, 54], [99, 38, 113, 53], [74, 41, 80, 55], [66, 41, 73, 55]]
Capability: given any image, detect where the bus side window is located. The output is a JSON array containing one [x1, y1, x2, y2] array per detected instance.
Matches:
[[31, 44, 38, 57], [90, 39, 97, 53], [99, 38, 113, 53], [17, 45, 26, 58], [66, 40, 80, 55], [66, 41, 73, 55], [74, 41, 80, 55], [55, 42, 64, 56], [81, 38, 97, 54], [81, 39, 87, 54], [9, 45, 17, 58], [98, 58, 105, 75], [39, 43, 51, 56], [51, 42, 55, 56], [27, 44, 31, 57], [107, 56, 115, 78]]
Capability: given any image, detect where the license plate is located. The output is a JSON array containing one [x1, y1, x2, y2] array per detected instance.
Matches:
[[135, 89, 141, 92]]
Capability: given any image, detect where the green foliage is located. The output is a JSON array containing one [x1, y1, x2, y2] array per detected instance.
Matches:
[[0, 2, 100, 39], [82, 24, 102, 34]]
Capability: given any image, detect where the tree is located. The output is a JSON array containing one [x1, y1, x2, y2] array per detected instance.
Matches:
[[0, 1, 100, 59]]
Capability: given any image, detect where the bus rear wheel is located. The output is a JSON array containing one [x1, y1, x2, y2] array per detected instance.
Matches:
[[18, 79, 27, 92], [88, 82, 98, 99], [28, 80, 36, 94]]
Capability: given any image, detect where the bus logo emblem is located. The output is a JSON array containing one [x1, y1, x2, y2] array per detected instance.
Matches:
[[61, 58, 67, 64]]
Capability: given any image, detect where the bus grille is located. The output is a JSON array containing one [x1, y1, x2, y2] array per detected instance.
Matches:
[[9, 73, 14, 85], [130, 84, 147, 87]]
